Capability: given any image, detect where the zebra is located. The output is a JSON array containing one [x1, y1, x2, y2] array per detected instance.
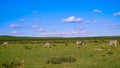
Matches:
[[45, 42, 50, 48], [1, 42, 8, 48], [76, 41, 84, 48], [2, 42, 8, 46], [108, 40, 118, 47]]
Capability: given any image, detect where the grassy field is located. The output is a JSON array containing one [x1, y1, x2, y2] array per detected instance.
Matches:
[[0, 36, 120, 68]]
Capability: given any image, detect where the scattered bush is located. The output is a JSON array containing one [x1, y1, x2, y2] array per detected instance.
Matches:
[[65, 43, 68, 46], [106, 51, 113, 55], [2, 60, 22, 68], [53, 44, 57, 46], [62, 57, 76, 63], [46, 57, 76, 64], [102, 54, 106, 56], [89, 55, 93, 57], [24, 46, 31, 49], [46, 57, 62, 64]]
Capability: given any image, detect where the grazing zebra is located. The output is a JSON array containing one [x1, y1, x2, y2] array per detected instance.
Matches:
[[45, 42, 50, 48], [2, 42, 8, 46], [108, 40, 118, 47], [76, 41, 84, 48]]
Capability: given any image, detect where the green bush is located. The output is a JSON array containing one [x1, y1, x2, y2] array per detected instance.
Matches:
[[2, 60, 22, 68], [24, 46, 32, 49], [106, 51, 113, 55], [46, 57, 76, 64]]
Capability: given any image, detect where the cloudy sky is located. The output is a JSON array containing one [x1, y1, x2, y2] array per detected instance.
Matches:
[[0, 0, 120, 37]]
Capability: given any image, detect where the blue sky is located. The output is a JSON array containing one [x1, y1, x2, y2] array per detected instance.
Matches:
[[0, 0, 120, 37]]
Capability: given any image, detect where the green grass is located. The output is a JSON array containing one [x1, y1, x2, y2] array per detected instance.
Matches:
[[0, 42, 120, 68]]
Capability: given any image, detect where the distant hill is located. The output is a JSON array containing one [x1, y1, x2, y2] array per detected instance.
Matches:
[[0, 35, 120, 41]]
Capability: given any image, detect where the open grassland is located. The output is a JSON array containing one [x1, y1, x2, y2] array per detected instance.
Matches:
[[0, 36, 120, 68]]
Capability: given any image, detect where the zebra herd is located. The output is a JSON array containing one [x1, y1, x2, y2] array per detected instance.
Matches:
[[1, 40, 118, 48], [43, 40, 118, 48]]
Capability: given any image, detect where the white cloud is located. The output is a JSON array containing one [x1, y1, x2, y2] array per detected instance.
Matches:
[[114, 12, 120, 16], [12, 31, 19, 34], [38, 28, 45, 32], [9, 24, 20, 28], [94, 9, 102, 13], [40, 30, 87, 37], [62, 16, 83, 23]]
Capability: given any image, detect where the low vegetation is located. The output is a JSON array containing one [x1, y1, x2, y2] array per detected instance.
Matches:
[[46, 57, 76, 64], [1, 60, 23, 68], [0, 36, 120, 68]]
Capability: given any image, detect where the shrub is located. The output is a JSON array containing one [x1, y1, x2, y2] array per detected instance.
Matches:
[[102, 54, 106, 56], [2, 60, 22, 68], [24, 46, 31, 49], [46, 57, 76, 64], [60, 57, 76, 63], [65, 43, 68, 46], [46, 57, 62, 64], [53, 44, 57, 46], [89, 55, 93, 57], [106, 51, 113, 55]]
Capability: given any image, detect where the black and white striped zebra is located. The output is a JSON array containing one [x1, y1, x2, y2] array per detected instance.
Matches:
[[108, 40, 118, 47], [76, 41, 84, 48]]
